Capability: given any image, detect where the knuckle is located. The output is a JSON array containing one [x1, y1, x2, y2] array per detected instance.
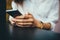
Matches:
[[16, 23, 24, 26]]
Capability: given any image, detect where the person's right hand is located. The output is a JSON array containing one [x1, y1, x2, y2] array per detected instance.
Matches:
[[9, 15, 24, 27], [9, 17, 16, 25], [9, 15, 33, 27]]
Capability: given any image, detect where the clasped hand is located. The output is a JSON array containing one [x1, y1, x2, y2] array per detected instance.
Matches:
[[11, 13, 34, 27]]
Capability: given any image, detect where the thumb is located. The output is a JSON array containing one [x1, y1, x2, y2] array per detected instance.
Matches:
[[10, 19, 15, 25]]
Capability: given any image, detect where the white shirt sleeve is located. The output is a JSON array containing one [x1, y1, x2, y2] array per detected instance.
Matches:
[[11, 1, 17, 10], [36, 0, 59, 31], [47, 3, 59, 31]]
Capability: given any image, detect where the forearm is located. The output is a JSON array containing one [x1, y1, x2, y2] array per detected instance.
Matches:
[[36, 22, 51, 30], [34, 19, 51, 30], [37, 23, 51, 29]]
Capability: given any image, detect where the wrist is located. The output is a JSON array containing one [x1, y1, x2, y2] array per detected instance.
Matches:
[[36, 21, 43, 29], [43, 23, 51, 30], [34, 19, 51, 30], [34, 19, 43, 29]]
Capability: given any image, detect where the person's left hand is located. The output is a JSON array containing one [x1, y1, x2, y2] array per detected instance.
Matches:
[[25, 13, 43, 28]]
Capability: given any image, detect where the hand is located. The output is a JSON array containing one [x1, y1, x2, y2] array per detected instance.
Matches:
[[9, 17, 16, 25], [9, 13, 43, 28], [23, 13, 43, 28], [12, 14, 34, 27], [12, 15, 24, 27], [26, 13, 43, 28]]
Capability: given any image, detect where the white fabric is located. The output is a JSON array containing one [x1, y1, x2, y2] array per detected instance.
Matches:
[[9, 0, 59, 31]]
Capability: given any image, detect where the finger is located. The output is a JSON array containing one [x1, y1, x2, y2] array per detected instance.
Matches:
[[24, 14, 29, 19], [27, 15, 33, 18], [17, 23, 33, 26], [25, 14, 33, 18], [23, 18, 34, 23], [12, 18, 16, 22], [16, 23, 24, 27], [9, 18, 16, 25], [13, 19, 24, 23], [15, 18, 34, 23], [10, 21, 15, 25], [16, 23, 31, 27], [16, 19, 34, 23], [16, 23, 23, 25], [23, 23, 33, 26], [15, 15, 24, 19], [23, 23, 33, 25]]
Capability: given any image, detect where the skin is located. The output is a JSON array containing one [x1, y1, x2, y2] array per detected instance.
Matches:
[[11, 13, 34, 27], [10, 13, 51, 29]]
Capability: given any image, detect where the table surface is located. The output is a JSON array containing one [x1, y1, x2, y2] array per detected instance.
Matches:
[[6, 23, 60, 40]]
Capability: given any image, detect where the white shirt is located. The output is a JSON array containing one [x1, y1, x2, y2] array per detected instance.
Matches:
[[9, 0, 59, 31]]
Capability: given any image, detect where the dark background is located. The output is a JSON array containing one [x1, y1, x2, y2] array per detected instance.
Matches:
[[0, 0, 9, 40]]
